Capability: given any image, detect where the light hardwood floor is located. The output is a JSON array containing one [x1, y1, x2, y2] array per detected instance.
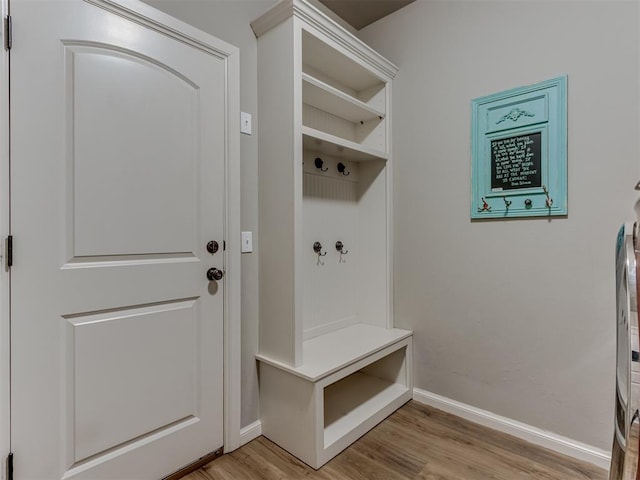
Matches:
[[185, 401, 608, 480]]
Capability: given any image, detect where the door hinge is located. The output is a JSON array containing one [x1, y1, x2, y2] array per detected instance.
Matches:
[[4, 15, 11, 51], [6, 235, 13, 268], [6, 453, 13, 480]]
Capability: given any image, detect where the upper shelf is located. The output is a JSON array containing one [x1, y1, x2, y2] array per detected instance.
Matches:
[[302, 126, 388, 162], [302, 73, 384, 124], [302, 30, 386, 93]]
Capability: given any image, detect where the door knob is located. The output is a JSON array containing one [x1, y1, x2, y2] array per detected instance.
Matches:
[[207, 268, 224, 281]]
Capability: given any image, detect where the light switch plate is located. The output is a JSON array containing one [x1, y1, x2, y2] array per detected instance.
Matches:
[[240, 112, 252, 135], [241, 231, 253, 253]]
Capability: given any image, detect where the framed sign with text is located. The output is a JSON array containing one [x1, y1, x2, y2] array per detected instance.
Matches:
[[471, 76, 567, 219]]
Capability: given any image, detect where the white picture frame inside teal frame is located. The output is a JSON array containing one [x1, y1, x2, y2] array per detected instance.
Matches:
[[471, 76, 567, 219]]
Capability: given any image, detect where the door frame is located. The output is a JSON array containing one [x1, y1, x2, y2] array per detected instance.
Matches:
[[0, 0, 242, 473], [0, 0, 9, 475]]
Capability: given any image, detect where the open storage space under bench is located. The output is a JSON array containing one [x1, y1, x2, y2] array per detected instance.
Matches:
[[257, 324, 413, 469]]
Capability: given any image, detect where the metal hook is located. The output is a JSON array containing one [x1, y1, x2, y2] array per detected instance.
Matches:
[[477, 197, 491, 212], [503, 197, 512, 208], [335, 241, 348, 255], [337, 162, 350, 176], [313, 241, 327, 256], [314, 157, 328, 172], [313, 241, 326, 266], [336, 241, 348, 263], [542, 185, 553, 208]]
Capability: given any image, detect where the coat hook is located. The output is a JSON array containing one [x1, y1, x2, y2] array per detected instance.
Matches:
[[336, 241, 348, 263], [337, 162, 350, 176], [477, 197, 491, 212], [542, 185, 553, 208], [335, 241, 349, 255], [313, 241, 326, 266], [314, 157, 328, 172], [313, 241, 327, 256], [503, 197, 512, 208]]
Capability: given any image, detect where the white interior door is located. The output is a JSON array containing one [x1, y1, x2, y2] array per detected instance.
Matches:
[[9, 1, 236, 478]]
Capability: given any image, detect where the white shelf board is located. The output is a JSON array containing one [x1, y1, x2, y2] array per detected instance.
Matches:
[[302, 30, 387, 91], [323, 372, 409, 448], [302, 73, 384, 124], [256, 323, 412, 382], [302, 126, 388, 162]]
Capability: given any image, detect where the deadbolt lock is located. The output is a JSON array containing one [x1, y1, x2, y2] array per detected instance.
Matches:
[[207, 241, 219, 254]]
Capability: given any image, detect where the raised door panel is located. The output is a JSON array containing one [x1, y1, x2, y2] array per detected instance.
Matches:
[[69, 298, 200, 462], [69, 45, 200, 257]]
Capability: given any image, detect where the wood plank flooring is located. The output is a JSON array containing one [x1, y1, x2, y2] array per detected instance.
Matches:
[[185, 401, 608, 480]]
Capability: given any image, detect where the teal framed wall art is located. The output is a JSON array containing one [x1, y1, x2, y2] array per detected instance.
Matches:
[[471, 76, 567, 219]]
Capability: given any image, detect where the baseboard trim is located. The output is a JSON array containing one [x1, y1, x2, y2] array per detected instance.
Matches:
[[240, 419, 262, 447], [412, 387, 611, 470]]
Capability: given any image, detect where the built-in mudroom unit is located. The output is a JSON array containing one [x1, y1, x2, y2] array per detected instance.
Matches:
[[252, 0, 413, 469]]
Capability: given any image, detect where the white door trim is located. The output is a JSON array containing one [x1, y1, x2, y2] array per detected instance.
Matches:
[[0, 0, 9, 475], [0, 0, 242, 473]]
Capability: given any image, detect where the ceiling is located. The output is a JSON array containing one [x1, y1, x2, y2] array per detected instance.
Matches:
[[319, 0, 415, 30]]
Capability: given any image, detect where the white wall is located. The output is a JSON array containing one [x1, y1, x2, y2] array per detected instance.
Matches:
[[359, 0, 640, 450], [142, 0, 274, 428]]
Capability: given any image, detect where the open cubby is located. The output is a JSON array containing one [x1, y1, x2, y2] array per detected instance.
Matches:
[[324, 346, 409, 448], [301, 29, 387, 155], [252, 0, 412, 470], [301, 30, 386, 109]]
